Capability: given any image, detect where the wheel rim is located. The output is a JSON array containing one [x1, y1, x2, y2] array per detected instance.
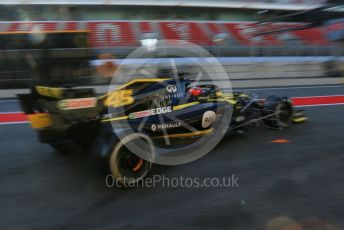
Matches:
[[117, 146, 150, 179], [109, 133, 154, 185], [277, 103, 292, 123]]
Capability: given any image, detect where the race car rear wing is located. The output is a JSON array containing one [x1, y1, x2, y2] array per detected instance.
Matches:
[[17, 86, 102, 132], [17, 86, 96, 114]]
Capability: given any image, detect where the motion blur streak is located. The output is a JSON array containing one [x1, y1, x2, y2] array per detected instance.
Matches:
[[1, 95, 344, 124]]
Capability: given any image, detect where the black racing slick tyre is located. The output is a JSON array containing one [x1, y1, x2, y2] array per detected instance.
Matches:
[[50, 140, 84, 155], [107, 133, 153, 186], [263, 95, 294, 128]]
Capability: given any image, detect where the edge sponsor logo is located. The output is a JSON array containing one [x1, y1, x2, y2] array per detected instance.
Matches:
[[58, 98, 97, 110], [151, 122, 182, 131], [151, 106, 172, 115], [129, 106, 172, 119], [166, 85, 177, 93]]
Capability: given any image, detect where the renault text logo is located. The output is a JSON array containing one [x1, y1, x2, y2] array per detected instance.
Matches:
[[166, 85, 177, 93]]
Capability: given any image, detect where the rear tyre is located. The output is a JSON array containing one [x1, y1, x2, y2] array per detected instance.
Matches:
[[263, 95, 293, 128], [108, 133, 153, 186], [50, 140, 84, 155]]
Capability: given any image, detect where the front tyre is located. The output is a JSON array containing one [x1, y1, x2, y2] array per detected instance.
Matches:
[[264, 96, 294, 128], [108, 133, 153, 186]]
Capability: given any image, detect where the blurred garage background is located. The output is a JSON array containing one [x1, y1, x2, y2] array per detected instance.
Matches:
[[0, 0, 343, 90]]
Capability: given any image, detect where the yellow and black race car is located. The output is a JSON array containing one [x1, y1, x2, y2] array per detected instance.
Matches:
[[17, 77, 306, 184]]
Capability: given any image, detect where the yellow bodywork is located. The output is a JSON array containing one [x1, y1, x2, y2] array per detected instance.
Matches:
[[99, 78, 169, 100], [152, 128, 213, 139], [209, 92, 237, 105], [116, 78, 170, 90], [101, 115, 129, 122], [292, 117, 308, 123], [100, 78, 171, 108], [27, 113, 52, 129], [103, 89, 134, 108], [173, 102, 200, 110], [36, 86, 63, 99]]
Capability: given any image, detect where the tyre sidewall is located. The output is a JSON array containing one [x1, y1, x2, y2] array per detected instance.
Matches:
[[108, 133, 153, 185]]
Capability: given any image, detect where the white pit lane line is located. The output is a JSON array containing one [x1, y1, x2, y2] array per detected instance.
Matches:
[[294, 103, 344, 108], [0, 121, 29, 125]]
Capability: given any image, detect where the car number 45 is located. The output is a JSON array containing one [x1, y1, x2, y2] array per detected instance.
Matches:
[[104, 89, 134, 108]]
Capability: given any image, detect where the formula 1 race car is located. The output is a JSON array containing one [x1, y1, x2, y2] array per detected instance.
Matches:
[[18, 77, 306, 184]]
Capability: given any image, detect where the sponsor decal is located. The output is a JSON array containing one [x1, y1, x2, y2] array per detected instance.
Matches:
[[129, 106, 172, 119], [104, 89, 134, 108], [128, 113, 136, 119], [129, 110, 151, 119], [166, 85, 177, 93], [58, 98, 97, 110], [150, 106, 172, 115], [151, 122, 182, 131], [202, 111, 216, 128], [151, 124, 157, 131], [160, 93, 184, 100]]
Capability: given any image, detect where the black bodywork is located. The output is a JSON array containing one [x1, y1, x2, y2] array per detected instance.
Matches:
[[17, 78, 305, 184]]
